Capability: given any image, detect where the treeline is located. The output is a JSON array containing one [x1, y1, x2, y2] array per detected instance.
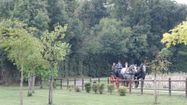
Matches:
[[0, 0, 187, 82]]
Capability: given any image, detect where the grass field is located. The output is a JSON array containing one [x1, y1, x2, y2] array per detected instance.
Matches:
[[0, 86, 187, 105]]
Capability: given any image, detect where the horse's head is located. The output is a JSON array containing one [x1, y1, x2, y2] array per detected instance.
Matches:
[[128, 64, 137, 74], [139, 64, 146, 73], [135, 64, 146, 79]]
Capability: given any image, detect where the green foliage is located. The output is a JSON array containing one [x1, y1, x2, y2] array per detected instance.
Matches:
[[86, 18, 132, 55], [85, 83, 91, 93], [75, 86, 81, 92], [162, 21, 187, 48], [77, 0, 108, 27], [107, 84, 115, 94], [0, 0, 187, 80], [68, 85, 73, 92], [47, 0, 68, 29], [118, 86, 127, 96], [98, 83, 105, 94], [27, 92, 32, 97], [150, 53, 171, 73], [41, 25, 69, 64], [13, 0, 49, 32], [41, 24, 69, 78], [0, 19, 45, 72], [92, 82, 99, 94]]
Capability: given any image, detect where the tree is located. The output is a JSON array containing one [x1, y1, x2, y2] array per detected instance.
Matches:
[[47, 0, 67, 30], [0, 19, 45, 105], [77, 0, 108, 28], [150, 52, 170, 104], [162, 21, 187, 48], [41, 25, 69, 105], [0, 0, 15, 19], [13, 0, 49, 35], [26, 43, 49, 96]]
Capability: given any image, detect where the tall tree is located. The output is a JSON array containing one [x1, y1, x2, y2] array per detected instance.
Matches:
[[47, 0, 67, 30], [0, 19, 44, 105], [41, 25, 69, 105], [13, 0, 49, 35]]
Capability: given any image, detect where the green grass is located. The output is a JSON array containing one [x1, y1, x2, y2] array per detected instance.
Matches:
[[0, 86, 187, 105]]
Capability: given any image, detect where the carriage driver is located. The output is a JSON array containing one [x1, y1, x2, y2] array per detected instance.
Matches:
[[115, 61, 122, 77]]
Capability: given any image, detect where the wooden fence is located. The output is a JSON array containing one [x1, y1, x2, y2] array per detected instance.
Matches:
[[52, 77, 187, 97]]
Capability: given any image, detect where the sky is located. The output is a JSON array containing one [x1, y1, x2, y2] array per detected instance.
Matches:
[[175, 0, 187, 4]]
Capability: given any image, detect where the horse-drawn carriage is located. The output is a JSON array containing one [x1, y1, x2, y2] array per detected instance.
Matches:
[[109, 63, 146, 88]]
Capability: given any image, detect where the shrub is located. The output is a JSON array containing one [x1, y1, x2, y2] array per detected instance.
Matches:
[[27, 93, 32, 97], [107, 84, 114, 94], [98, 83, 105, 94], [68, 85, 73, 92], [75, 86, 81, 92], [92, 83, 99, 93], [85, 83, 91, 93], [118, 86, 127, 96]]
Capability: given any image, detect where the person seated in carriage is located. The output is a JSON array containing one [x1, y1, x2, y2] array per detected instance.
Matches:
[[115, 61, 122, 77]]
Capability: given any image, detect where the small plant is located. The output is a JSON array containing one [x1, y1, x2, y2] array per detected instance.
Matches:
[[92, 83, 99, 93], [68, 85, 73, 92], [98, 83, 105, 94], [27, 93, 32, 97], [107, 84, 114, 94], [85, 83, 91, 93], [75, 86, 81, 92], [118, 86, 127, 96]]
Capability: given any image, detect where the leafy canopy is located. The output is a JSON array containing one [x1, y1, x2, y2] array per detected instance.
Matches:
[[41, 24, 70, 64], [0, 19, 46, 72], [162, 21, 187, 48]]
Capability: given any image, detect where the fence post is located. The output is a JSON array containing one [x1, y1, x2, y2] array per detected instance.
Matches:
[[60, 79, 62, 89], [98, 77, 100, 83], [82, 78, 84, 90], [141, 79, 144, 95], [169, 78, 171, 96], [67, 78, 69, 89], [129, 79, 132, 94], [40, 79, 43, 89], [74, 78, 76, 88], [185, 78, 187, 98]]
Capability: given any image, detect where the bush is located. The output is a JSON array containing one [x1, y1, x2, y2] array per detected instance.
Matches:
[[68, 85, 73, 92], [85, 83, 91, 93], [92, 83, 99, 93], [27, 93, 32, 97], [75, 86, 81, 92], [107, 84, 114, 94], [98, 83, 105, 94], [118, 86, 127, 96]]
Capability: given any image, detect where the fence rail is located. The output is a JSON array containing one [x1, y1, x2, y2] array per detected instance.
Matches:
[[51, 77, 187, 97]]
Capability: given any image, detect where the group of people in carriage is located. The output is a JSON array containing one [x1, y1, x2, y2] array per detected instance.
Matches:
[[109, 61, 146, 88]]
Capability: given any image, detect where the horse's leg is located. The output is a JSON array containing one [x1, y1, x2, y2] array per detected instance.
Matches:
[[116, 78, 119, 89], [136, 78, 140, 88], [126, 80, 129, 87], [134, 76, 139, 88]]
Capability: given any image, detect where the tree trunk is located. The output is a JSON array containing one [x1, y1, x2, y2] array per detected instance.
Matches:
[[28, 73, 32, 96], [20, 66, 24, 105], [48, 64, 54, 105], [40, 79, 43, 89], [32, 74, 35, 93], [154, 73, 158, 104]]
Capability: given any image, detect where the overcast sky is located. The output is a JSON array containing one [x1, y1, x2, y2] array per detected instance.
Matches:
[[175, 0, 187, 4]]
